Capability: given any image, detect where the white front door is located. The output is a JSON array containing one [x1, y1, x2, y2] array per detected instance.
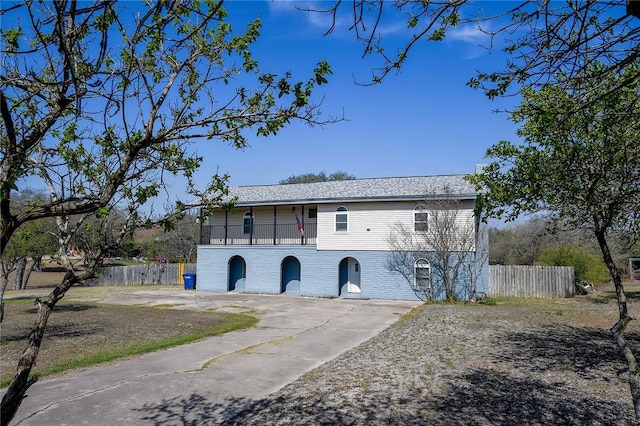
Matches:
[[347, 258, 361, 293]]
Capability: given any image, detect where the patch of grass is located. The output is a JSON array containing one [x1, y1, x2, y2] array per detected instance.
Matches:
[[477, 297, 498, 306], [150, 303, 183, 309], [1, 298, 258, 387], [395, 305, 425, 324], [3, 297, 38, 305], [25, 312, 257, 383]]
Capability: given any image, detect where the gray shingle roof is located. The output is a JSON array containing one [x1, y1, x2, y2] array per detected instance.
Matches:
[[227, 174, 477, 206]]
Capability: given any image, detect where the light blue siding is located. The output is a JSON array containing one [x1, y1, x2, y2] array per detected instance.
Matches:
[[196, 245, 489, 300]]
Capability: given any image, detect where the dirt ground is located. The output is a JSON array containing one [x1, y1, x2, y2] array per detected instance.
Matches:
[[3, 272, 640, 424], [225, 282, 640, 425]]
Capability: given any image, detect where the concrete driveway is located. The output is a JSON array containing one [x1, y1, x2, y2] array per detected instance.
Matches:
[[8, 290, 420, 425]]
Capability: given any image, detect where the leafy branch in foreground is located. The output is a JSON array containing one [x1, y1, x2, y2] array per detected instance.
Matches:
[[468, 63, 640, 419], [308, 1, 640, 105], [0, 1, 338, 422]]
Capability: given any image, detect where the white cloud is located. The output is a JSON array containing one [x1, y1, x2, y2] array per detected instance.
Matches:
[[265, 0, 340, 34], [447, 24, 489, 43], [265, 0, 301, 14]]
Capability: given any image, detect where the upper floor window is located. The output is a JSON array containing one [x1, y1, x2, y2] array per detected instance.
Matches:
[[243, 211, 254, 234], [414, 204, 428, 232], [335, 206, 348, 232]]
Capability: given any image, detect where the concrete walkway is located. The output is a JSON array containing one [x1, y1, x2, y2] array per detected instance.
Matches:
[[7, 291, 420, 425]]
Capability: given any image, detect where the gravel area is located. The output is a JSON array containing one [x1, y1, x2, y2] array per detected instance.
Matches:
[[225, 291, 638, 425]]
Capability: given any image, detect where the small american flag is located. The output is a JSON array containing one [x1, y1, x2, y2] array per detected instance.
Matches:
[[294, 211, 304, 236]]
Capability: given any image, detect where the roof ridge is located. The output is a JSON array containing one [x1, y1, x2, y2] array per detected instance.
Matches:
[[235, 173, 470, 189], [226, 174, 477, 206]]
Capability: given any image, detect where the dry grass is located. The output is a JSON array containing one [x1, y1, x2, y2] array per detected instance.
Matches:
[[0, 285, 257, 386]]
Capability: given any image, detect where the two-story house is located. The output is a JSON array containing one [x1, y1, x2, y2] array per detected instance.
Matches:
[[196, 174, 489, 300]]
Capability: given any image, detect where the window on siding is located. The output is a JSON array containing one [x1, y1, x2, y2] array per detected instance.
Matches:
[[335, 206, 348, 232], [414, 258, 431, 290], [414, 204, 428, 232], [243, 211, 254, 234], [308, 208, 317, 219]]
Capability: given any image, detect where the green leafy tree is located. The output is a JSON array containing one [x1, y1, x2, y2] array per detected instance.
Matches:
[[71, 207, 136, 266], [0, 190, 57, 322], [468, 64, 640, 417], [537, 245, 611, 285], [0, 218, 57, 321], [0, 1, 335, 421], [313, 1, 640, 103], [279, 171, 356, 184]]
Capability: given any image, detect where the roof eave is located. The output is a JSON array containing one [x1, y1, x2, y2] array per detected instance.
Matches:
[[230, 193, 478, 207]]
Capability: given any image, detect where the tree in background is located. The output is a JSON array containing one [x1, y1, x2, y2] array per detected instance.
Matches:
[[489, 217, 636, 282], [0, 1, 335, 421], [313, 1, 640, 103], [71, 207, 136, 266], [0, 190, 57, 322], [279, 171, 356, 184], [489, 218, 558, 265], [386, 185, 486, 301], [468, 64, 640, 417], [488, 217, 590, 266], [537, 245, 611, 286], [144, 214, 200, 263]]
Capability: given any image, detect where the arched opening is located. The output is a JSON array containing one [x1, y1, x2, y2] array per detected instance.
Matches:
[[281, 256, 301, 294], [335, 206, 349, 232], [338, 257, 361, 296], [242, 211, 254, 235], [414, 204, 428, 232], [228, 255, 246, 291]]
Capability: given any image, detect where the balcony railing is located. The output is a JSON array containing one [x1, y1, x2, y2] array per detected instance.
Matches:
[[200, 223, 316, 245]]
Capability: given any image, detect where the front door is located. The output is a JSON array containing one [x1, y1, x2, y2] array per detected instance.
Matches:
[[347, 258, 361, 293], [339, 257, 361, 296]]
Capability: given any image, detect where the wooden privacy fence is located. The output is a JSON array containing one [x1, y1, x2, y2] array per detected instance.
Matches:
[[489, 265, 575, 298], [85, 263, 196, 286]]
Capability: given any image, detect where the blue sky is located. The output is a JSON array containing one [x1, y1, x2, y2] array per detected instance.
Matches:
[[8, 0, 522, 205], [192, 1, 522, 188]]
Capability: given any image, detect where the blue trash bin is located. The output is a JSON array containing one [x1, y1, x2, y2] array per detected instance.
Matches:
[[183, 273, 196, 290]]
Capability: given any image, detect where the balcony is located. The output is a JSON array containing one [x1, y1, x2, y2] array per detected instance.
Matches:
[[200, 223, 317, 246]]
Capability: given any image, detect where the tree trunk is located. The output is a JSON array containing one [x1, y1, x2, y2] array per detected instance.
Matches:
[[13, 258, 26, 290], [595, 230, 640, 420], [20, 257, 40, 290], [0, 270, 79, 425], [0, 276, 7, 323]]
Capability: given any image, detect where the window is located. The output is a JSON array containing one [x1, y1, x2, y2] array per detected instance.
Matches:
[[308, 208, 317, 219], [414, 258, 431, 290], [414, 204, 428, 232], [243, 211, 254, 234], [335, 206, 348, 232]]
